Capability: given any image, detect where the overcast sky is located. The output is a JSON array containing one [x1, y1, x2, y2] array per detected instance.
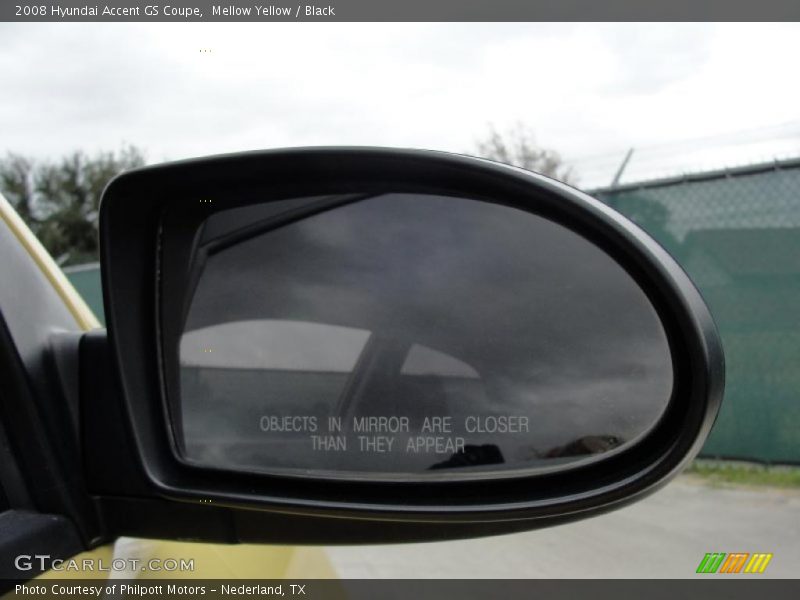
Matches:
[[1, 22, 799, 187]]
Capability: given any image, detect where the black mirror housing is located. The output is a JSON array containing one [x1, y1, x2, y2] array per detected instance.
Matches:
[[91, 147, 724, 543]]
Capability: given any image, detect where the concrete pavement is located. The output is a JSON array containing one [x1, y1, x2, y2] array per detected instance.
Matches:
[[326, 475, 800, 578]]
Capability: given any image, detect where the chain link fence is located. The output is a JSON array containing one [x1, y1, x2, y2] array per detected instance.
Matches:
[[592, 158, 800, 464]]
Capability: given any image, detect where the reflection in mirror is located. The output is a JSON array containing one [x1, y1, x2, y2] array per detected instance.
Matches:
[[175, 193, 674, 480]]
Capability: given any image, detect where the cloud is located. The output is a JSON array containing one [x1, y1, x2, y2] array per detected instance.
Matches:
[[1, 23, 799, 185]]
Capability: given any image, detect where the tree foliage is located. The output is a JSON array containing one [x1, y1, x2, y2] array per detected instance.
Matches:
[[473, 123, 577, 186], [0, 146, 145, 265]]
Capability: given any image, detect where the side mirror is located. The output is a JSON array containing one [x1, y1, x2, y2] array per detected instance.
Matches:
[[90, 148, 723, 543]]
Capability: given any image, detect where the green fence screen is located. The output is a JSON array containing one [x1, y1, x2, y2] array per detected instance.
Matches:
[[64, 159, 800, 464], [594, 159, 800, 464], [63, 262, 105, 325]]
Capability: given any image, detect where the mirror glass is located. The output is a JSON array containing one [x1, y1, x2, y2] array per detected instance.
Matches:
[[175, 193, 673, 480]]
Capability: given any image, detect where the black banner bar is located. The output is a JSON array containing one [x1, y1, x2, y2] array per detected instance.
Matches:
[[3, 580, 800, 600], [3, 0, 800, 22]]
